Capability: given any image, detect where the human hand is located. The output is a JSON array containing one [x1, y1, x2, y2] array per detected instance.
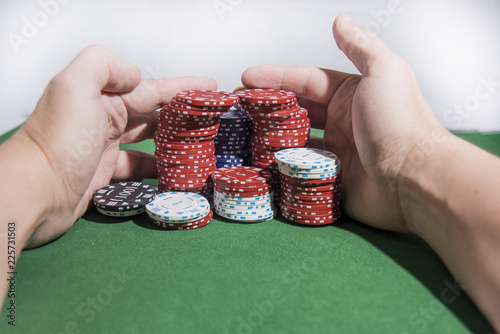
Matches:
[[15, 45, 216, 248], [241, 15, 448, 233]]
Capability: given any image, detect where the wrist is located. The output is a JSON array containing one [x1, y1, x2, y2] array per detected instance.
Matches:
[[0, 130, 57, 248], [394, 126, 454, 237]]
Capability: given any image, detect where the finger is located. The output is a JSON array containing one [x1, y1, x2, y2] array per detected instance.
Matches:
[[112, 149, 157, 181], [333, 15, 400, 76], [121, 77, 218, 115], [63, 45, 141, 93], [121, 112, 159, 144], [241, 64, 352, 104]]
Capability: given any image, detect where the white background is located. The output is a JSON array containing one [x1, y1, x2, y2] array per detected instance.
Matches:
[[1, 0, 499, 134]]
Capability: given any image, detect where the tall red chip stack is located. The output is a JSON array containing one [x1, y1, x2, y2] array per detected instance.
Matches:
[[236, 88, 311, 207], [155, 90, 239, 200]]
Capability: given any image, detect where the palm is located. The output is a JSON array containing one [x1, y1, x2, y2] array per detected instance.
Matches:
[[322, 75, 407, 231]]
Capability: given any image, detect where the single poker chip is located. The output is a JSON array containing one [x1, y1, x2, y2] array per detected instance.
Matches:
[[93, 181, 158, 211], [278, 170, 336, 179], [152, 210, 213, 230], [281, 186, 335, 198], [280, 174, 336, 185], [280, 199, 333, 211], [154, 138, 214, 150], [278, 164, 337, 174], [171, 97, 227, 110], [281, 183, 335, 193], [280, 204, 332, 216], [156, 146, 215, 154], [166, 105, 226, 117], [214, 203, 272, 215], [176, 90, 239, 106], [236, 89, 296, 104], [96, 206, 146, 217], [211, 166, 272, 186], [161, 122, 220, 132], [215, 201, 269, 210], [156, 157, 215, 166], [214, 187, 271, 198], [214, 192, 272, 202], [161, 127, 220, 137], [215, 207, 274, 221], [275, 148, 338, 169], [242, 107, 302, 118], [239, 102, 297, 111], [280, 191, 334, 202], [253, 122, 310, 132], [214, 199, 272, 209], [146, 192, 210, 221], [280, 209, 335, 221], [216, 163, 245, 168], [281, 211, 337, 226]]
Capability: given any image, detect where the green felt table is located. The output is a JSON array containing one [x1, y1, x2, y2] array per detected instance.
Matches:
[[1, 128, 498, 334]]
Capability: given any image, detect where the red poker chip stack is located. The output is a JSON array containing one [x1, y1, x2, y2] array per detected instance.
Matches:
[[279, 171, 342, 225], [155, 90, 239, 199], [236, 88, 311, 206], [274, 148, 342, 226]]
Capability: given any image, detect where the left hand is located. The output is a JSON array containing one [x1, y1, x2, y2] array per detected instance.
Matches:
[[16, 45, 217, 247]]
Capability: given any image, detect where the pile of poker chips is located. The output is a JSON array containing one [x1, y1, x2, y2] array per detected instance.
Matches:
[[146, 192, 213, 230], [275, 148, 342, 225], [212, 166, 275, 222], [214, 108, 252, 168], [92, 181, 158, 217], [236, 88, 311, 206], [155, 90, 238, 200]]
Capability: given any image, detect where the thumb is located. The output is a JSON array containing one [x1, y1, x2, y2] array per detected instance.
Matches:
[[333, 14, 400, 76]]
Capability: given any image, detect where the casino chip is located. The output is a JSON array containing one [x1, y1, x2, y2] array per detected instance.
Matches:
[[215, 108, 252, 167], [93, 181, 158, 217], [155, 90, 237, 199], [146, 192, 213, 230], [212, 166, 275, 222], [236, 89, 311, 207], [275, 148, 342, 226]]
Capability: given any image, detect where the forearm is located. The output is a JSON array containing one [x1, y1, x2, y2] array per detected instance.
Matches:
[[0, 132, 54, 304], [399, 132, 500, 330]]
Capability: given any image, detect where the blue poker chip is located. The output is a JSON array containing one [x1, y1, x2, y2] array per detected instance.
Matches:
[[216, 154, 247, 159], [215, 150, 251, 156], [217, 132, 252, 138], [218, 127, 251, 132], [216, 163, 244, 168], [215, 145, 250, 151], [214, 138, 250, 144], [219, 120, 251, 125], [217, 158, 245, 164]]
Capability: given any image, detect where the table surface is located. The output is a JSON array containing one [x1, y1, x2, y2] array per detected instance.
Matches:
[[1, 128, 498, 334]]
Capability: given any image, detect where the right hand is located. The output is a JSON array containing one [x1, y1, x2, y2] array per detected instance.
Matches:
[[242, 15, 448, 233]]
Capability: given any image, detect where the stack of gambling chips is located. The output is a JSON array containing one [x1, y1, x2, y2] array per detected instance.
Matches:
[[155, 90, 239, 200], [214, 108, 252, 168], [275, 148, 342, 225], [212, 166, 275, 222], [93, 181, 158, 217], [146, 192, 213, 230], [236, 88, 311, 206]]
